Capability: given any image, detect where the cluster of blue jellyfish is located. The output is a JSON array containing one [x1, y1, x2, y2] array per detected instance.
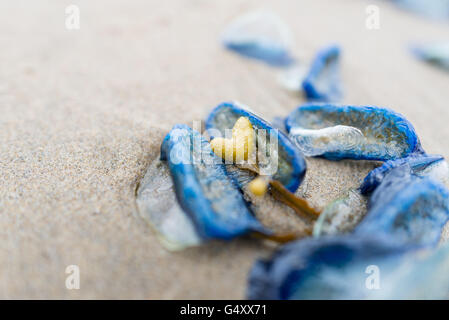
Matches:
[[219, 11, 449, 299], [137, 11, 449, 298], [247, 102, 449, 299], [142, 98, 449, 298]]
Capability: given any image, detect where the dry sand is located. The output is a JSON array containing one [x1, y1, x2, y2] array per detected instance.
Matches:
[[1, 0, 449, 298]]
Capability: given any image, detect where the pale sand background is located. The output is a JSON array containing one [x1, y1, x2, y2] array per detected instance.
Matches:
[[1, 0, 449, 299]]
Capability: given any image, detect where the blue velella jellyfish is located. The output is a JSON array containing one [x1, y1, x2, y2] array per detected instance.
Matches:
[[302, 45, 342, 102], [286, 103, 423, 161], [136, 157, 203, 250], [206, 102, 307, 193], [136, 124, 271, 249], [221, 11, 295, 67], [313, 188, 367, 236], [206, 102, 320, 234]]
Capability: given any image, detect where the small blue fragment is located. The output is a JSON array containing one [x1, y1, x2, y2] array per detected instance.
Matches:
[[285, 103, 423, 161], [221, 11, 295, 67], [411, 42, 449, 71], [161, 124, 269, 240], [206, 102, 306, 193], [360, 154, 445, 195], [356, 165, 449, 247], [302, 45, 342, 102]]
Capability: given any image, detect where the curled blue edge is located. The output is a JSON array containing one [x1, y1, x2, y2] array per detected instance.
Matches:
[[302, 45, 342, 102], [284, 103, 423, 161], [224, 42, 296, 67], [360, 154, 444, 195], [160, 123, 270, 240], [205, 102, 306, 193]]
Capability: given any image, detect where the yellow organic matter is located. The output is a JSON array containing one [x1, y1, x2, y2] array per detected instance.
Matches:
[[210, 117, 255, 163]]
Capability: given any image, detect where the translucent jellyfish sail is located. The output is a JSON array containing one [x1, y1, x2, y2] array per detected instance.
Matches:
[[136, 158, 202, 250], [289, 125, 364, 157], [221, 11, 295, 67], [277, 64, 307, 92], [286, 104, 423, 161], [206, 102, 320, 230], [313, 188, 367, 236]]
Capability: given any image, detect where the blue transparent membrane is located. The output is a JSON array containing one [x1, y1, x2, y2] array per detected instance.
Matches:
[[313, 188, 367, 236], [136, 158, 203, 250], [286, 104, 422, 160], [278, 64, 307, 92]]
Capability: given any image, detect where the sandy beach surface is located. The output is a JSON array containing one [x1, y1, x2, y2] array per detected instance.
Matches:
[[1, 0, 449, 299]]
